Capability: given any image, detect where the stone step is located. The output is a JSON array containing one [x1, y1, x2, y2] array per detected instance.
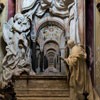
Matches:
[[14, 75, 70, 100], [14, 75, 69, 89], [17, 97, 70, 100], [15, 89, 69, 97]]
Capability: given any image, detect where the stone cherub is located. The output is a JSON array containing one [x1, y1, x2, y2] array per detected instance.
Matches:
[[60, 39, 100, 100], [2, 13, 35, 82]]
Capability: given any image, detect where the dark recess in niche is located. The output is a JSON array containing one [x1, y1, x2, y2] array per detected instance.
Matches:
[[85, 0, 94, 85]]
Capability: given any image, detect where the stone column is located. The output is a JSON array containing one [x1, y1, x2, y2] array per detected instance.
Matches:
[[77, 0, 86, 45], [68, 2, 80, 44], [32, 42, 36, 72], [68, 3, 75, 41], [40, 51, 44, 72], [16, 0, 23, 13]]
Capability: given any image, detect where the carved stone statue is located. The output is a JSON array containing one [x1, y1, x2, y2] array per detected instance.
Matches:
[[60, 39, 100, 100], [2, 13, 35, 82], [1, 0, 82, 77], [22, 0, 69, 18]]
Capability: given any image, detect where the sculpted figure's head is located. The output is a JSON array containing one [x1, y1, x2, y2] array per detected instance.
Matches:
[[67, 39, 75, 49], [13, 13, 30, 34]]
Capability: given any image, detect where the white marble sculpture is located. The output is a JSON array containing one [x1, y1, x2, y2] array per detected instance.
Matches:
[[22, 0, 69, 19], [21, 0, 80, 43], [2, 0, 81, 79], [2, 13, 34, 82]]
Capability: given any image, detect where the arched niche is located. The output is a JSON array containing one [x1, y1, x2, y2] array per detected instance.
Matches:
[[43, 41, 60, 69], [34, 18, 68, 73], [35, 17, 67, 51]]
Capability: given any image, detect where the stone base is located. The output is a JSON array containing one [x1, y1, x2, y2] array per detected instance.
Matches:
[[13, 75, 70, 100]]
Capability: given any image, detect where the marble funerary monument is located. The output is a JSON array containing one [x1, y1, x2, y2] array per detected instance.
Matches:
[[1, 0, 99, 100], [2, 0, 81, 81]]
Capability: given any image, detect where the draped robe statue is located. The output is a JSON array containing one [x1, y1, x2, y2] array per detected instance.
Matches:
[[22, 0, 69, 18], [61, 39, 100, 100]]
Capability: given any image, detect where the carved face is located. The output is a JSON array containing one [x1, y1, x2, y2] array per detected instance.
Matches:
[[13, 13, 30, 33], [67, 39, 75, 49]]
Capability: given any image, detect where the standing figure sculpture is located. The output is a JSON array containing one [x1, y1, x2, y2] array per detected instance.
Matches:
[[60, 39, 100, 100], [2, 13, 35, 83]]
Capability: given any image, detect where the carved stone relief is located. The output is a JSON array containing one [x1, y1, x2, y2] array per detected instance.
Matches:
[[1, 0, 82, 82]]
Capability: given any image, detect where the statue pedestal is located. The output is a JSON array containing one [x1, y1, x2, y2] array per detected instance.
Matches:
[[13, 75, 70, 100]]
